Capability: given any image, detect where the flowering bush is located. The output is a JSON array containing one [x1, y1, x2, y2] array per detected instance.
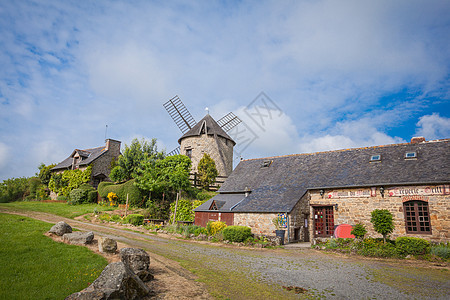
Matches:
[[106, 192, 118, 206], [206, 221, 227, 236]]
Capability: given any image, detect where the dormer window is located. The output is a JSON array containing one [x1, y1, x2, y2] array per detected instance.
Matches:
[[405, 152, 417, 159], [370, 155, 381, 162]]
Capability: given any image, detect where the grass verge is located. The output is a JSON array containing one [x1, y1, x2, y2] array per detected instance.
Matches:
[[0, 213, 108, 299], [0, 201, 116, 218]]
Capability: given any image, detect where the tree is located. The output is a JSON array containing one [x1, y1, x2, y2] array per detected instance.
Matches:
[[38, 163, 56, 186], [370, 209, 395, 243], [110, 138, 165, 182], [197, 153, 218, 190], [135, 155, 191, 222]]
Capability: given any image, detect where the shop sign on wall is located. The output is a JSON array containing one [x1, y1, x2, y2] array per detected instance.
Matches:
[[388, 185, 449, 197], [327, 189, 371, 199]]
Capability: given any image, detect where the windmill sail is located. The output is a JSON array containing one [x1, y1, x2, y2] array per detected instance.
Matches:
[[163, 95, 197, 134], [217, 112, 242, 132]]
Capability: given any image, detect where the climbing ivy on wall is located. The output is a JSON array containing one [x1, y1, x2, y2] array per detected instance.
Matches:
[[49, 166, 92, 197]]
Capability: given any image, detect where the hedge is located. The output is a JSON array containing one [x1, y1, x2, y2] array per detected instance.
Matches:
[[395, 237, 430, 256], [98, 179, 146, 207], [222, 226, 252, 242]]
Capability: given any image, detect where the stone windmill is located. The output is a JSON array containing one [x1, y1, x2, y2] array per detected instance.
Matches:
[[163, 95, 241, 177]]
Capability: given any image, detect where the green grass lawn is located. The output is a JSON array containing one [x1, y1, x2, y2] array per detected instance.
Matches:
[[0, 201, 116, 218], [0, 213, 108, 300]]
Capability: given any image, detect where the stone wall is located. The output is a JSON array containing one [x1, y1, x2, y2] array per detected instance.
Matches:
[[90, 139, 121, 183], [309, 185, 449, 243], [287, 194, 310, 242], [180, 134, 234, 177], [234, 212, 279, 236]]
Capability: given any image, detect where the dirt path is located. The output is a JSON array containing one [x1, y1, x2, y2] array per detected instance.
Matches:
[[0, 208, 211, 300], [2, 207, 449, 300]]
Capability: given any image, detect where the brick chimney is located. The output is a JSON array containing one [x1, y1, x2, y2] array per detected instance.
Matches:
[[411, 137, 426, 144]]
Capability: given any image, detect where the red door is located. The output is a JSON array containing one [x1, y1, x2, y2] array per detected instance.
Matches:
[[314, 206, 334, 237]]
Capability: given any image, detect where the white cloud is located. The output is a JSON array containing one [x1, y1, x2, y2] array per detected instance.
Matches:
[[0, 142, 9, 171], [415, 113, 450, 140]]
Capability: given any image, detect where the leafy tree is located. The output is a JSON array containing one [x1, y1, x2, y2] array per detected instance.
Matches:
[[38, 163, 56, 186], [0, 177, 29, 203], [370, 209, 395, 243], [110, 138, 165, 182], [197, 153, 218, 190], [135, 155, 191, 222]]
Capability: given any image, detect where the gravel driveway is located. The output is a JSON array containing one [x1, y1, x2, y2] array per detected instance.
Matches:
[[3, 208, 449, 300]]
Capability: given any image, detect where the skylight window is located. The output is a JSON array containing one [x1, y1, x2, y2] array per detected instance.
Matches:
[[405, 152, 417, 159], [261, 160, 273, 168], [370, 155, 381, 162]]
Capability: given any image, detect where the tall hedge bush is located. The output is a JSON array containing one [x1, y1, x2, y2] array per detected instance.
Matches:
[[98, 179, 145, 207]]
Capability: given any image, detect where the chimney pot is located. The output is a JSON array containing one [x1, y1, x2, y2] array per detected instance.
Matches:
[[411, 137, 426, 144]]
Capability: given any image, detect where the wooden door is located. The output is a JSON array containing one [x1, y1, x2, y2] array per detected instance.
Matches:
[[314, 206, 334, 237]]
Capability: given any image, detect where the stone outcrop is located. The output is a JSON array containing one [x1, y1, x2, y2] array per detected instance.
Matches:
[[98, 237, 117, 253], [63, 231, 94, 245], [119, 248, 153, 282], [66, 262, 150, 300], [49, 221, 72, 236]]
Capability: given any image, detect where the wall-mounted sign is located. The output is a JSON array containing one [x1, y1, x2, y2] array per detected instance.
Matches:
[[327, 189, 371, 199], [388, 185, 449, 197]]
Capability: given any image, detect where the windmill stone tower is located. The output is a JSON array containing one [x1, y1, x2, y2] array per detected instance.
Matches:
[[164, 95, 241, 177], [179, 114, 235, 177]]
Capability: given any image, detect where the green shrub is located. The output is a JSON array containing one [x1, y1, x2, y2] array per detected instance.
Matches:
[[110, 214, 123, 223], [222, 226, 252, 243], [69, 184, 96, 205], [395, 237, 431, 256], [206, 221, 227, 236], [357, 238, 400, 258], [124, 214, 144, 226], [98, 214, 111, 222], [371, 209, 394, 242], [87, 190, 98, 203], [57, 195, 68, 201], [98, 179, 145, 207], [351, 223, 367, 239], [430, 244, 450, 260], [194, 227, 207, 236]]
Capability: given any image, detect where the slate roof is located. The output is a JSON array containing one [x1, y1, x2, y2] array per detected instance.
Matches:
[[195, 193, 246, 212], [198, 139, 450, 213], [178, 114, 236, 145], [52, 146, 107, 171]]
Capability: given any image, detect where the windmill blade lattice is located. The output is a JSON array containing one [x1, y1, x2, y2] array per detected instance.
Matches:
[[217, 112, 242, 132], [163, 95, 197, 134], [167, 146, 180, 156]]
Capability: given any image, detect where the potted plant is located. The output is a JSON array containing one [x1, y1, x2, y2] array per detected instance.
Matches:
[[272, 216, 286, 245]]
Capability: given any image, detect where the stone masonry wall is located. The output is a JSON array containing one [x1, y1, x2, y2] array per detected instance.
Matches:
[[91, 139, 121, 181], [180, 134, 234, 177], [234, 213, 279, 236], [309, 185, 449, 243], [287, 194, 310, 242]]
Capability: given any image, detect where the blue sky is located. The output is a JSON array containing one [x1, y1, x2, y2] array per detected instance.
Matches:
[[0, 0, 449, 181]]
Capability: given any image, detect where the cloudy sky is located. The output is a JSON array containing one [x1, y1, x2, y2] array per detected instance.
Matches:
[[1, 0, 449, 181]]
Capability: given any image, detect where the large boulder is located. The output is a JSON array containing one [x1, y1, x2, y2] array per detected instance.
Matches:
[[120, 248, 153, 282], [98, 237, 117, 253], [49, 221, 72, 236], [65, 262, 150, 300], [63, 231, 94, 245]]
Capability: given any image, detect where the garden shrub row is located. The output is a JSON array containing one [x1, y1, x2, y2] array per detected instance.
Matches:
[[319, 236, 448, 260], [222, 226, 252, 243], [68, 184, 97, 205], [98, 179, 146, 207]]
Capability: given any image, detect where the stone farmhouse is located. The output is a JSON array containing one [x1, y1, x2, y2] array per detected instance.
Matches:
[[195, 137, 449, 243], [52, 139, 121, 188], [179, 114, 235, 177]]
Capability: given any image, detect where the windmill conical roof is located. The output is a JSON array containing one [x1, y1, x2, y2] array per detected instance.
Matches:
[[178, 114, 236, 145]]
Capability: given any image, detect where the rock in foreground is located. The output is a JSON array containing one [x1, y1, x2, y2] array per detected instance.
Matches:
[[49, 221, 72, 236]]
